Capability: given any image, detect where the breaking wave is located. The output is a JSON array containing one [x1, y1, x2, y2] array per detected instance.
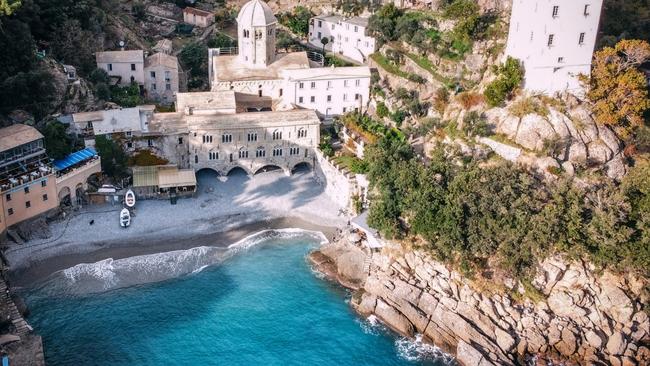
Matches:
[[396, 334, 458, 364], [31, 228, 328, 296]]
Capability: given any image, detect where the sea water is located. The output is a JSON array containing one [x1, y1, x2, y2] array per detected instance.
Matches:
[[24, 230, 456, 366]]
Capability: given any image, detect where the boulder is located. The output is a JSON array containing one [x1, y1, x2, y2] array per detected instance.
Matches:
[[587, 141, 614, 164], [547, 108, 572, 138], [495, 327, 516, 352], [606, 154, 628, 181], [568, 141, 588, 163], [375, 299, 414, 336], [548, 291, 587, 318], [357, 293, 377, 315], [555, 328, 578, 356], [597, 124, 621, 153], [499, 115, 521, 140], [515, 114, 557, 151], [456, 340, 496, 366], [606, 331, 628, 356], [597, 277, 634, 324], [585, 329, 605, 349], [418, 292, 439, 315]]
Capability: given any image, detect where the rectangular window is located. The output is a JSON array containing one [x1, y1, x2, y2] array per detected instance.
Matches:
[[108, 63, 113, 71], [299, 82, 304, 89], [126, 131, 132, 137], [178, 137, 183, 144], [165, 71, 171, 81], [354, 26, 358, 32], [327, 95, 332, 102], [552, 5, 559, 17], [151, 83, 156, 90], [558, 57, 564, 63], [331, 24, 335, 30], [166, 84, 171, 90], [343, 94, 347, 101], [579, 32, 585, 45], [8, 208, 13, 215], [318, 31, 321, 39], [24, 186, 29, 194], [43, 194, 48, 201], [584, 4, 590, 15], [310, 96, 315, 103], [355, 93, 360, 100], [548, 34, 555, 47], [310, 82, 316, 89], [318, 20, 322, 27], [6, 193, 11, 201], [327, 81, 332, 89], [355, 79, 360, 87], [131, 63, 136, 71], [127, 142, 133, 149], [147, 139, 153, 147], [299, 96, 304, 103], [344, 80, 349, 87], [41, 180, 47, 187], [25, 201, 31, 208], [150, 71, 156, 78]]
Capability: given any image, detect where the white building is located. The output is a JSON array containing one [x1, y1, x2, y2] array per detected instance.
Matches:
[[96, 50, 145, 86], [308, 15, 376, 64], [95, 50, 182, 104], [505, 0, 603, 95], [209, 0, 371, 119]]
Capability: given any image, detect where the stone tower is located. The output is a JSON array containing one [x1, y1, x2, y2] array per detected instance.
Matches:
[[237, 0, 277, 69]]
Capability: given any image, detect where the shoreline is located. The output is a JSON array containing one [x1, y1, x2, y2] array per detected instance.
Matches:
[[9, 215, 341, 287]]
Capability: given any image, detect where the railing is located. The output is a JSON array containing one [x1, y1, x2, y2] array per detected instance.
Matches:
[[55, 157, 101, 182], [214, 47, 238, 56], [306, 51, 325, 67], [0, 164, 53, 193]]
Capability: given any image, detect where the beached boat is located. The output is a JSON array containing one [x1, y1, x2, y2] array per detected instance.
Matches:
[[120, 208, 131, 228], [124, 189, 136, 208]]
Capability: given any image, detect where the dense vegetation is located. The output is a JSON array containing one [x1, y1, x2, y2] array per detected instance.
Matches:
[[277, 6, 312, 37], [483, 56, 524, 107], [599, 0, 650, 48], [365, 137, 650, 279]]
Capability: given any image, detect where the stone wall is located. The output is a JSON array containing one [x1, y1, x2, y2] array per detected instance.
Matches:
[[312, 240, 649, 366], [313, 150, 356, 210]]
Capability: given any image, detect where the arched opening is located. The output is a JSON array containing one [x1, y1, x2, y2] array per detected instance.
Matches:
[[196, 168, 220, 194], [226, 166, 249, 176], [58, 186, 71, 206], [292, 162, 312, 174], [86, 172, 102, 192], [254, 165, 282, 175], [75, 183, 85, 205]]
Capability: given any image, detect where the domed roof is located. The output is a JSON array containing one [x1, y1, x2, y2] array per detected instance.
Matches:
[[237, 0, 277, 27]]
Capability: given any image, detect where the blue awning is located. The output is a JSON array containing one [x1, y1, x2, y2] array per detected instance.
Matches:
[[53, 147, 97, 171]]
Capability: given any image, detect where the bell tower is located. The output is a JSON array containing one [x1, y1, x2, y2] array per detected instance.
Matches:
[[237, 0, 277, 69]]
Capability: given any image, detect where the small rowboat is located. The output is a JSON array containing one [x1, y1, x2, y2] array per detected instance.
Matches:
[[120, 208, 131, 228], [124, 189, 136, 208]]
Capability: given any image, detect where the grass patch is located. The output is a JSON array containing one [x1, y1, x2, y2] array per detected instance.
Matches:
[[509, 97, 550, 118], [333, 154, 369, 174], [370, 53, 411, 79], [404, 53, 451, 84]]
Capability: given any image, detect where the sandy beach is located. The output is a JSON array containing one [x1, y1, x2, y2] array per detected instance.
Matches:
[[6, 169, 347, 286]]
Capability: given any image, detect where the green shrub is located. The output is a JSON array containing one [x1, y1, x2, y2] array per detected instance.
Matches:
[[484, 57, 524, 107], [376, 101, 390, 118]]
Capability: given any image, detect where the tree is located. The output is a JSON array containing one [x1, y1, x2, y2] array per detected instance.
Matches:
[[585, 39, 650, 140], [484, 57, 524, 107], [179, 42, 207, 78], [367, 4, 403, 45], [42, 120, 72, 159], [0, 18, 36, 81], [0, 0, 20, 16], [0, 69, 57, 119], [132, 1, 145, 20], [50, 19, 100, 74], [276, 31, 295, 52], [320, 36, 329, 54], [207, 32, 235, 49], [89, 68, 109, 84], [279, 6, 312, 37], [95, 135, 128, 179]]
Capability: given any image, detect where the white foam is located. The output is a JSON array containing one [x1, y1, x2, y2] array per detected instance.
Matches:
[[356, 314, 385, 336], [395, 334, 457, 364]]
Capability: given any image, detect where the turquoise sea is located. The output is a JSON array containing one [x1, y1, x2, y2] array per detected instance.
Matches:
[[24, 231, 456, 366]]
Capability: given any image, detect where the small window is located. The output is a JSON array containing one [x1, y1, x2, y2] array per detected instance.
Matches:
[[273, 147, 283, 157], [548, 34, 555, 47], [41, 180, 47, 187], [355, 93, 360, 100], [310, 82, 316, 89], [327, 95, 332, 102], [222, 134, 232, 143], [195, 155, 199, 164], [355, 79, 360, 87], [318, 20, 322, 27], [126, 131, 132, 137], [272, 130, 282, 140], [131, 63, 136, 71], [558, 57, 564, 63], [298, 128, 307, 138], [579, 32, 585, 45], [256, 147, 266, 158], [279, 88, 283, 97], [178, 137, 183, 144], [151, 83, 157, 90], [327, 81, 332, 88], [299, 82, 304, 89], [552, 5, 559, 17], [127, 142, 133, 149], [147, 139, 153, 147], [208, 151, 219, 160], [150, 71, 156, 78], [343, 94, 348, 101], [258, 90, 263, 97], [344, 80, 349, 87], [584, 4, 590, 15], [42, 194, 48, 201], [8, 208, 13, 215], [108, 63, 113, 71], [354, 25, 358, 32], [24, 186, 29, 194], [239, 149, 249, 159], [25, 201, 31, 208], [248, 132, 258, 142], [299, 96, 304, 103], [310, 96, 315, 103], [6, 193, 11, 201], [166, 84, 171, 90]]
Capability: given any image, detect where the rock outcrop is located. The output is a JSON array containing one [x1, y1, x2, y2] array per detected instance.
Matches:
[[311, 240, 649, 365]]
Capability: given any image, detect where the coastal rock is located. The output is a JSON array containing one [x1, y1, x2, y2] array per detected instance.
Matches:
[[494, 327, 516, 353], [374, 299, 414, 336], [585, 329, 605, 349], [548, 291, 586, 318], [607, 331, 628, 356], [456, 340, 496, 366], [515, 114, 556, 151]]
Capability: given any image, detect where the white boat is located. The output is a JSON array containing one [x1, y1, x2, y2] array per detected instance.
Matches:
[[124, 189, 136, 208], [120, 208, 131, 228]]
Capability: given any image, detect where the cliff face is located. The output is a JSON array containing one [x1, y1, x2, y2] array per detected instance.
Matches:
[[311, 240, 649, 366]]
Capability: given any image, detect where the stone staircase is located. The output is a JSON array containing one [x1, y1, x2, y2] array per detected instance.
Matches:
[[0, 279, 31, 336]]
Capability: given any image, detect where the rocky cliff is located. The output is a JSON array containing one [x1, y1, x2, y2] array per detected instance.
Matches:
[[310, 239, 649, 366]]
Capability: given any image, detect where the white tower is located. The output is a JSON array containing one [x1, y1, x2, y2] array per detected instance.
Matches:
[[505, 0, 603, 95], [237, 0, 277, 69]]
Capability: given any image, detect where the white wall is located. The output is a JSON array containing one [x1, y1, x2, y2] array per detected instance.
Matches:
[[505, 0, 603, 94], [282, 76, 370, 118], [144, 65, 179, 104], [308, 17, 376, 63], [97, 61, 145, 86]]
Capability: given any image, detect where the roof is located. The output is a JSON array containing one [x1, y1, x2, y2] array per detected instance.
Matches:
[[153, 39, 173, 54], [281, 66, 371, 81], [183, 6, 213, 17], [176, 91, 237, 114], [237, 0, 277, 27], [0, 124, 43, 152], [187, 109, 320, 130], [96, 50, 144, 64], [158, 168, 197, 188], [213, 52, 310, 82], [145, 52, 179, 69], [53, 147, 97, 171], [132, 165, 197, 188], [315, 14, 369, 27]]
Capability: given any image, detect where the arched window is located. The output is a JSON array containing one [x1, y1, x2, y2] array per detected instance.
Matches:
[[272, 146, 283, 157], [243, 29, 249, 38], [247, 131, 258, 142], [194, 155, 198, 164], [297, 128, 307, 138], [239, 148, 249, 159], [256, 146, 266, 158], [289, 147, 300, 156], [222, 133, 232, 143], [272, 130, 282, 140]]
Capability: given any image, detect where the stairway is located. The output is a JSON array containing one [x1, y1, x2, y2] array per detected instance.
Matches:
[[0, 279, 31, 336], [363, 255, 373, 275]]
